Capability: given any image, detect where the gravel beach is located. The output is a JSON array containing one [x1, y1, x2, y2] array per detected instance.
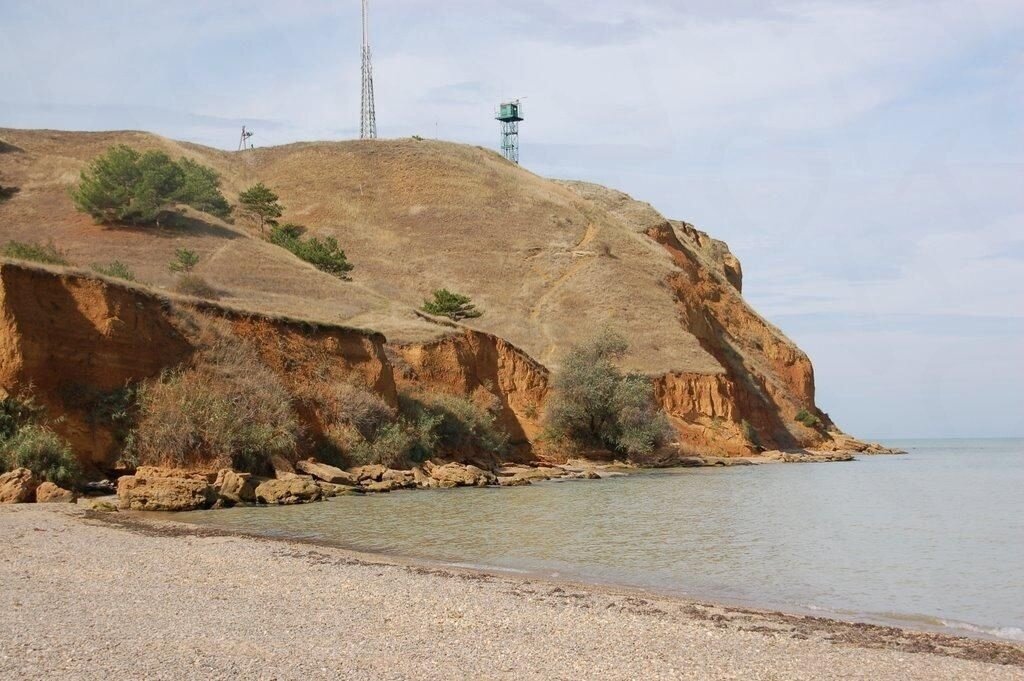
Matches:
[[1, 505, 1021, 680]]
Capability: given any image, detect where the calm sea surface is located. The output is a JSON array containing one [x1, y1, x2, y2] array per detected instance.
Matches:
[[176, 439, 1024, 641]]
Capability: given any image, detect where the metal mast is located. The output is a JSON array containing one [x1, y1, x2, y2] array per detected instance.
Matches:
[[360, 0, 377, 139]]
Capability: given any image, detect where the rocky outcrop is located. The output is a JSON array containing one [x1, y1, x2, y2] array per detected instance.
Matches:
[[213, 469, 257, 505], [0, 468, 37, 503], [254, 477, 321, 505], [394, 329, 549, 450], [295, 459, 356, 485], [35, 481, 76, 503], [117, 467, 215, 512], [424, 461, 496, 488]]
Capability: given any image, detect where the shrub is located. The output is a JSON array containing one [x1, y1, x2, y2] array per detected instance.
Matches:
[[421, 289, 482, 321], [2, 240, 68, 266], [173, 274, 220, 300], [71, 145, 230, 226], [426, 393, 509, 456], [545, 330, 671, 458], [168, 248, 200, 273], [270, 224, 354, 278], [238, 182, 283, 233], [347, 421, 417, 469], [91, 260, 136, 281], [1, 425, 81, 488], [0, 393, 46, 442], [128, 327, 298, 474], [795, 408, 822, 428]]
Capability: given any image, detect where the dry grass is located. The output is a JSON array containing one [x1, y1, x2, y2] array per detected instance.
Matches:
[[0, 127, 724, 373]]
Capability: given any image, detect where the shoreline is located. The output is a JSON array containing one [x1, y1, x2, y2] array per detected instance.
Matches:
[[3, 505, 1020, 679], [116, 507, 1024, 651]]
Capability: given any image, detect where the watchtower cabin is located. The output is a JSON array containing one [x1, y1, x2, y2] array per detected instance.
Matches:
[[496, 100, 524, 164]]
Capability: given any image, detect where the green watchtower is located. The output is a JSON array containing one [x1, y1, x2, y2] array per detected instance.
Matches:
[[496, 100, 524, 164]]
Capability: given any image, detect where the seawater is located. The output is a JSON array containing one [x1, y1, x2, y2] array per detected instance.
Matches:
[[175, 439, 1024, 641]]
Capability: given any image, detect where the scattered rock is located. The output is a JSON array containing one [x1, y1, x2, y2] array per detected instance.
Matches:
[[498, 476, 532, 487], [270, 454, 297, 480], [255, 477, 321, 505], [426, 462, 496, 488], [35, 482, 76, 504], [83, 480, 116, 496], [382, 469, 415, 488], [0, 468, 38, 504], [497, 465, 564, 482], [411, 466, 438, 489], [84, 498, 118, 513], [117, 472, 215, 512], [347, 464, 387, 482], [362, 480, 394, 494], [213, 469, 257, 505], [295, 460, 356, 485]]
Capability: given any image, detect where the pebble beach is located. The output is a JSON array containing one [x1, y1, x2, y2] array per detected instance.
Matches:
[[1, 505, 1022, 680]]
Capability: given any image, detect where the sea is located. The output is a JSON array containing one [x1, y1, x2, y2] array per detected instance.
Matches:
[[175, 438, 1024, 642]]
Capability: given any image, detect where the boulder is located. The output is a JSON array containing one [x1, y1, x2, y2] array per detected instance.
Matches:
[[347, 464, 387, 482], [213, 469, 257, 505], [426, 462, 496, 488], [361, 480, 394, 494], [295, 460, 356, 485], [269, 454, 297, 480], [255, 477, 321, 505], [497, 465, 564, 482], [497, 475, 532, 487], [411, 466, 438, 489], [35, 481, 77, 503], [0, 468, 38, 504], [381, 469, 415, 488], [117, 473, 215, 512]]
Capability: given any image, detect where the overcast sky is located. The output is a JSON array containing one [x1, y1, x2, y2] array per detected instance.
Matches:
[[2, 0, 1022, 439]]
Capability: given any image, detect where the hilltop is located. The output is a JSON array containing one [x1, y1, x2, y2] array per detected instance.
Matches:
[[0, 127, 869, 459]]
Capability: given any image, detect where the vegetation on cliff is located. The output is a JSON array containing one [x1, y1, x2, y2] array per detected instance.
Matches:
[[0, 394, 80, 488], [546, 331, 671, 458], [2, 240, 68, 266]]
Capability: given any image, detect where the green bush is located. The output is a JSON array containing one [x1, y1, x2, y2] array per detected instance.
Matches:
[[269, 224, 354, 278], [71, 145, 230, 226], [1, 425, 81, 488], [2, 240, 68, 266], [168, 248, 200, 273], [545, 330, 671, 458], [426, 393, 508, 456], [128, 333, 298, 474], [91, 260, 136, 281], [0, 394, 46, 442], [795, 408, 822, 428], [421, 289, 482, 320]]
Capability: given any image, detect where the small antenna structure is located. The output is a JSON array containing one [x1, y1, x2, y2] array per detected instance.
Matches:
[[238, 125, 254, 151]]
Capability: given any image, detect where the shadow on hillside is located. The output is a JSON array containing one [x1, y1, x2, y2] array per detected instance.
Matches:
[[103, 214, 242, 241], [0, 140, 23, 154], [0, 185, 19, 203]]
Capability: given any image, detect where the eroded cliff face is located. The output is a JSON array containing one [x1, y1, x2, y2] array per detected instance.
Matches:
[[392, 329, 549, 449], [646, 222, 828, 453], [0, 263, 396, 469]]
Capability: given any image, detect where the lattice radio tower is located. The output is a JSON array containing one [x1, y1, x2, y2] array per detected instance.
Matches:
[[360, 0, 378, 139], [237, 125, 254, 151]]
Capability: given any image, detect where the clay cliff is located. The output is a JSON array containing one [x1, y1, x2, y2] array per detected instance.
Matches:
[[0, 128, 875, 471]]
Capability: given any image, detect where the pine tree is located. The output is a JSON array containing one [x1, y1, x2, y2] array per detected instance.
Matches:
[[237, 182, 283, 233], [422, 289, 483, 321]]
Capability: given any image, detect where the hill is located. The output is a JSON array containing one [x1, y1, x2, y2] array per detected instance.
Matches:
[[0, 127, 870, 458]]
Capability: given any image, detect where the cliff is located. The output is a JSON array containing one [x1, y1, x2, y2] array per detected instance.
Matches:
[[0, 128, 875, 470]]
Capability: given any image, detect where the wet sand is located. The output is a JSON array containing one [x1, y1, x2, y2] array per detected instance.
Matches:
[[1, 505, 1021, 680]]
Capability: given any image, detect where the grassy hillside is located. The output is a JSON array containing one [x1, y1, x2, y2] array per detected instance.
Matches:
[[0, 128, 719, 374]]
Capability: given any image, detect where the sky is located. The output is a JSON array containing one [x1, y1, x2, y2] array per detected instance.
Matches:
[[1, 0, 1022, 439]]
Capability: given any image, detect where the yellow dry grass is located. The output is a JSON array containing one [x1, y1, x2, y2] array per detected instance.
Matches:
[[0, 128, 721, 374]]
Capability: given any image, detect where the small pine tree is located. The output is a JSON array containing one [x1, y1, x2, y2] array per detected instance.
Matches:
[[238, 182, 283, 233], [422, 289, 483, 321], [168, 248, 200, 274]]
